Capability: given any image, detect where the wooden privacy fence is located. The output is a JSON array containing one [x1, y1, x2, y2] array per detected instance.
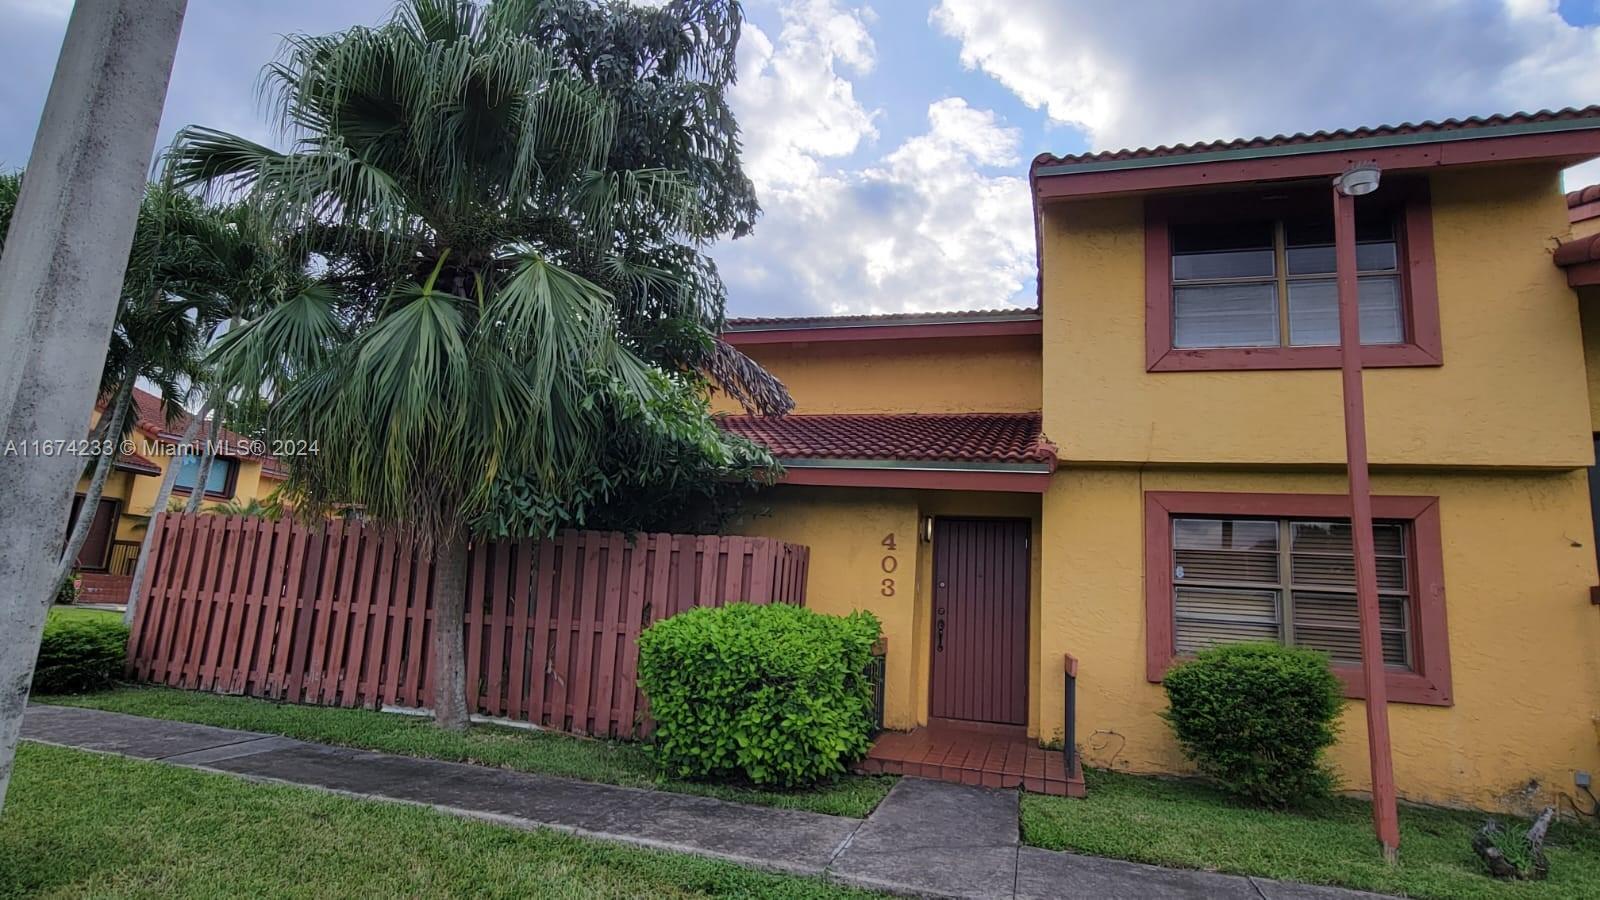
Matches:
[[127, 513, 809, 738]]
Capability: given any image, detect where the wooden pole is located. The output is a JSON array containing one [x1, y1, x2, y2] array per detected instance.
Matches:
[[1333, 180, 1402, 861]]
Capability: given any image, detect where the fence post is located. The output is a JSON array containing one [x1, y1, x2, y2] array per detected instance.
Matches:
[[1063, 653, 1079, 779]]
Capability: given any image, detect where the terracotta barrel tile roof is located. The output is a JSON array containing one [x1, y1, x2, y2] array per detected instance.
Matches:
[[1570, 183, 1600, 208], [1033, 106, 1600, 169], [113, 447, 161, 476], [719, 412, 1056, 466], [1555, 233, 1600, 268], [104, 387, 286, 475]]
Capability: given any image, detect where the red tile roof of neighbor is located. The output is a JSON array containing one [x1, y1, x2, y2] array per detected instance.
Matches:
[[1032, 106, 1600, 170], [719, 412, 1056, 467], [121, 387, 288, 477], [113, 447, 161, 476], [1571, 184, 1600, 208]]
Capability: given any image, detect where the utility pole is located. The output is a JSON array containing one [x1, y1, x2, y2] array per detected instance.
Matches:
[[0, 0, 187, 812]]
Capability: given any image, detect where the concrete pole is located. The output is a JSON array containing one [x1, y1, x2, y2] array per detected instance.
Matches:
[[1333, 182, 1402, 860], [0, 0, 187, 812]]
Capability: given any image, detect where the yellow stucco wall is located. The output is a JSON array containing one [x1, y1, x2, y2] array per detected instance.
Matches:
[[1041, 164, 1593, 468], [729, 485, 1041, 733], [714, 335, 1042, 415], [1037, 466, 1600, 813]]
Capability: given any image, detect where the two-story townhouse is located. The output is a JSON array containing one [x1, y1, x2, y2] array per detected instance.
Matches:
[[719, 107, 1600, 813], [69, 387, 286, 597]]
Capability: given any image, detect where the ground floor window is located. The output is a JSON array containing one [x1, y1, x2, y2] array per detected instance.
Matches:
[[1171, 516, 1412, 669], [1145, 491, 1452, 706]]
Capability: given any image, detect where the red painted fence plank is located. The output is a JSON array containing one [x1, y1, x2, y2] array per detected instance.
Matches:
[[126, 514, 807, 738]]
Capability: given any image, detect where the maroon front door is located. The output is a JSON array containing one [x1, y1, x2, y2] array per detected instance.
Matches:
[[929, 518, 1029, 725]]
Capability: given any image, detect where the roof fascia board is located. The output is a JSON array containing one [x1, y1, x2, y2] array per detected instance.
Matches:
[[1035, 129, 1600, 200], [1034, 117, 1600, 177], [777, 464, 1052, 494], [781, 457, 1053, 474], [724, 317, 1042, 345]]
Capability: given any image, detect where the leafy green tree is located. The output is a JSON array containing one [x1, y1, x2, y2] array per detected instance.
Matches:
[[0, 175, 245, 596], [170, 0, 722, 730]]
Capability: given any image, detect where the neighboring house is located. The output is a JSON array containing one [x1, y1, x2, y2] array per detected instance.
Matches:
[[70, 387, 286, 580], [718, 107, 1600, 813]]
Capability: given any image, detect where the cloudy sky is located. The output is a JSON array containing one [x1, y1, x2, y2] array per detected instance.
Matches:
[[3, 1, 1599, 318]]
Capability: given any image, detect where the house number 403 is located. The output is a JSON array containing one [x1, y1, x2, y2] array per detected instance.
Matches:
[[880, 533, 898, 596]]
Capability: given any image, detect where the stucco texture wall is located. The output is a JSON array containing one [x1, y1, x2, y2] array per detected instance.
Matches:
[[730, 485, 1041, 733], [1040, 164, 1592, 469], [1037, 466, 1600, 813], [714, 335, 1041, 415]]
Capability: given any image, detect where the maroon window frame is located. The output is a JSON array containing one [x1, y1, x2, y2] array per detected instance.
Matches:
[[171, 455, 241, 501], [1144, 181, 1443, 372], [1144, 490, 1452, 706]]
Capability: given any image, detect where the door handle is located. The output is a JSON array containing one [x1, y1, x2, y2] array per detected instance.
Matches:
[[937, 618, 945, 652]]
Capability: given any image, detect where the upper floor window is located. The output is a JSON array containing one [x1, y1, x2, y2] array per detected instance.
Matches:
[[1145, 182, 1442, 371], [173, 453, 237, 497], [1171, 214, 1403, 349]]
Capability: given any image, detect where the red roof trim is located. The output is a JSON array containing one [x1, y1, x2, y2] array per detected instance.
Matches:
[[724, 317, 1042, 346], [113, 452, 161, 476], [1036, 106, 1600, 169], [1035, 129, 1600, 201], [1556, 233, 1600, 286], [723, 309, 1042, 345], [777, 465, 1052, 494]]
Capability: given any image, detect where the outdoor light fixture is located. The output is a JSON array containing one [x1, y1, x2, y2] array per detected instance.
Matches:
[[1335, 162, 1382, 197]]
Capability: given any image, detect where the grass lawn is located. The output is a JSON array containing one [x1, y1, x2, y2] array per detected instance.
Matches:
[[38, 686, 891, 818], [46, 605, 123, 624], [1022, 768, 1600, 899], [0, 742, 870, 899]]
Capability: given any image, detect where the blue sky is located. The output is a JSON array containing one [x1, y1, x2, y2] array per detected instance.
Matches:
[[3, 0, 1598, 319]]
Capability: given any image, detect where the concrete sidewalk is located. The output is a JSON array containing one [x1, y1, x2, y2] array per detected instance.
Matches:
[[22, 704, 1384, 899]]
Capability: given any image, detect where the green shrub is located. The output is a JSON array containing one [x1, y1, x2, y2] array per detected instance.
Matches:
[[32, 616, 129, 694], [637, 603, 880, 788], [1161, 642, 1344, 807]]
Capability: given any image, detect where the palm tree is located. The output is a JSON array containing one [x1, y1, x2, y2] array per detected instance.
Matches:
[[169, 0, 688, 730], [14, 183, 233, 596], [123, 204, 316, 620]]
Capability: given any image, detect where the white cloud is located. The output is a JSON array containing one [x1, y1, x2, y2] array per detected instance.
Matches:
[[931, 0, 1600, 154], [1567, 158, 1600, 192], [718, 92, 1034, 317], [731, 0, 878, 193], [717, 1, 1034, 317]]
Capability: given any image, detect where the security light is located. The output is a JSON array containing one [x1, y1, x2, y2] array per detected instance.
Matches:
[[1335, 163, 1382, 197]]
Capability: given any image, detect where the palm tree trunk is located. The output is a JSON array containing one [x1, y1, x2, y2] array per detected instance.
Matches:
[[183, 403, 223, 514], [123, 395, 212, 624], [430, 534, 470, 731], [53, 372, 135, 594]]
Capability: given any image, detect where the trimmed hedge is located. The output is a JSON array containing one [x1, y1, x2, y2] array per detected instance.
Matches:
[[1161, 642, 1344, 807], [32, 615, 129, 694], [637, 603, 880, 788]]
